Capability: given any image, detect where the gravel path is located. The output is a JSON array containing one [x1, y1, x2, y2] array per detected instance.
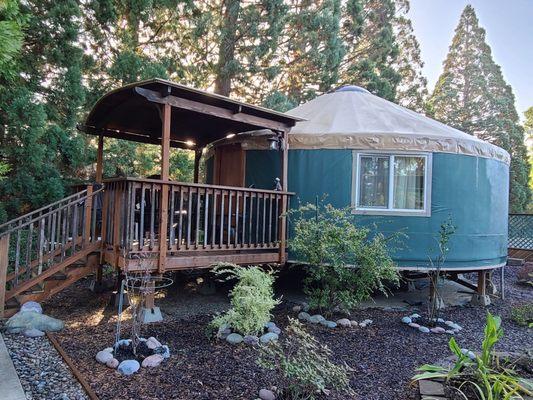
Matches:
[[29, 264, 533, 399], [2, 334, 88, 400]]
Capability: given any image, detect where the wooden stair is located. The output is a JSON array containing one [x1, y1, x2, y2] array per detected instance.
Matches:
[[0, 186, 103, 318]]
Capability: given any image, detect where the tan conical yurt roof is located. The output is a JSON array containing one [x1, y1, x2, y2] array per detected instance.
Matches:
[[285, 86, 509, 164]]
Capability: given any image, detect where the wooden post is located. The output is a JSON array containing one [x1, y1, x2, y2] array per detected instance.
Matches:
[[158, 103, 171, 273], [96, 134, 104, 183], [0, 233, 10, 318], [477, 270, 487, 296], [112, 183, 123, 266], [279, 130, 289, 264], [83, 185, 93, 244], [193, 148, 202, 183]]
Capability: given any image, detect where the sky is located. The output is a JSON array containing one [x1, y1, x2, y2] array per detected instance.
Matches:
[[408, 0, 532, 119]]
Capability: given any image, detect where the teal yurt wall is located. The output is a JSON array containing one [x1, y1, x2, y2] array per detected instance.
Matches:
[[206, 86, 510, 271], [243, 149, 509, 270]]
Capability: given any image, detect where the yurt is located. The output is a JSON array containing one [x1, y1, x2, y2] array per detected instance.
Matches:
[[205, 86, 510, 272]]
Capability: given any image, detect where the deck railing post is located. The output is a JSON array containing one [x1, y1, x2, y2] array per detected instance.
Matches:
[[158, 102, 171, 273], [0, 233, 10, 318], [83, 185, 93, 245], [279, 130, 289, 263]]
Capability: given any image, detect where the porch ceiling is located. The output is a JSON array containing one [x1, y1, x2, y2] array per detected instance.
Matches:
[[79, 79, 303, 149]]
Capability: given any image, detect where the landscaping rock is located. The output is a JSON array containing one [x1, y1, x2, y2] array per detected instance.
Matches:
[[142, 354, 164, 368], [409, 323, 420, 329], [292, 305, 302, 313], [23, 328, 45, 338], [103, 347, 114, 353], [106, 358, 119, 369], [350, 320, 358, 327], [444, 320, 454, 326], [300, 302, 310, 312], [117, 360, 140, 375], [401, 316, 412, 324], [96, 350, 114, 364], [309, 315, 324, 324], [20, 301, 43, 314], [154, 345, 170, 359], [265, 322, 277, 329], [297, 312, 310, 321], [259, 388, 276, 400], [268, 326, 281, 335], [115, 339, 131, 347], [430, 327, 446, 334], [445, 330, 456, 335], [146, 336, 163, 350], [325, 321, 337, 328], [418, 326, 430, 333], [217, 324, 232, 339], [226, 333, 244, 344], [362, 319, 373, 325], [244, 335, 259, 346], [410, 313, 421, 319], [260, 332, 279, 344], [6, 311, 64, 333], [337, 318, 351, 327]]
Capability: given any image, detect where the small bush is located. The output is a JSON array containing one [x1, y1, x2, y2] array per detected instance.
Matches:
[[290, 202, 401, 314], [258, 318, 353, 399], [511, 303, 533, 327], [210, 263, 280, 336]]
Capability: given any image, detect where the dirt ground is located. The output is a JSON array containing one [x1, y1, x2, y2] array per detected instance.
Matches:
[[45, 265, 532, 400]]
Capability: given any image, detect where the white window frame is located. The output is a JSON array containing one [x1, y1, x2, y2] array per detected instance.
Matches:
[[352, 151, 432, 217]]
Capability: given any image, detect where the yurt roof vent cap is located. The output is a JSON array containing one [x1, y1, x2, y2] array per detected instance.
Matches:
[[333, 85, 370, 94]]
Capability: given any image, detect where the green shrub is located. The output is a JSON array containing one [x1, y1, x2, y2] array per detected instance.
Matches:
[[413, 312, 532, 399], [258, 317, 353, 399], [289, 202, 400, 314], [511, 303, 533, 327], [211, 263, 280, 336]]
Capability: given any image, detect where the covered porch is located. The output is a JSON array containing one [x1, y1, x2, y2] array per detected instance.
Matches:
[[80, 79, 301, 272]]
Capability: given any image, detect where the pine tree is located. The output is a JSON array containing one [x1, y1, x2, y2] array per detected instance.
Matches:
[[0, 0, 87, 220], [392, 0, 428, 112], [523, 107, 533, 206], [340, 0, 400, 101], [429, 5, 531, 212]]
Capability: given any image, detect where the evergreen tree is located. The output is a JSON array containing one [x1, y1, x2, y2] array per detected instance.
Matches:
[[0, 0, 87, 220], [340, 0, 400, 101], [392, 0, 428, 112], [429, 5, 530, 212], [523, 107, 533, 203]]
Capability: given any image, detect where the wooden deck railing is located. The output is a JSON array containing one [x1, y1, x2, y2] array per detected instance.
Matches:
[[101, 178, 292, 269], [0, 186, 103, 315]]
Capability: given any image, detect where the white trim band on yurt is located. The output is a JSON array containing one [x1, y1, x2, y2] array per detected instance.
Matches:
[[284, 86, 510, 164]]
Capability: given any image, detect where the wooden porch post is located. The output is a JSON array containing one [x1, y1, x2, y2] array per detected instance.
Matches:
[[193, 148, 202, 183], [0, 233, 9, 318], [279, 130, 289, 264], [96, 134, 104, 183], [158, 103, 171, 274]]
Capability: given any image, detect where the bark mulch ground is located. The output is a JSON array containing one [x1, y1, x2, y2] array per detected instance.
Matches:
[[48, 265, 532, 400]]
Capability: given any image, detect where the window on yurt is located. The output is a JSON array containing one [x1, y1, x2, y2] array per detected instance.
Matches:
[[354, 153, 431, 216]]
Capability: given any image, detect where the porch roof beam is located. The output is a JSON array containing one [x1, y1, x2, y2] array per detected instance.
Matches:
[[135, 87, 292, 133]]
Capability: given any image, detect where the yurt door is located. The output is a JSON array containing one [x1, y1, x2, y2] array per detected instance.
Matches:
[[213, 143, 245, 187]]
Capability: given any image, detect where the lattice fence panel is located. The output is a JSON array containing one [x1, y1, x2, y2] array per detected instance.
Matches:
[[508, 214, 533, 250]]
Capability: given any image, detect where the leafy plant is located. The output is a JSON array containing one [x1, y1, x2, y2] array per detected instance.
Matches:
[[289, 202, 401, 315], [258, 318, 353, 399], [511, 304, 533, 328], [427, 215, 456, 325], [210, 263, 280, 336], [413, 312, 532, 400]]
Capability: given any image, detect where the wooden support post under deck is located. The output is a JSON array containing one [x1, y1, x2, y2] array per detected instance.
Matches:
[[83, 185, 93, 243], [0, 233, 10, 318], [279, 131, 289, 264], [477, 270, 487, 296], [96, 134, 104, 183], [158, 103, 171, 273]]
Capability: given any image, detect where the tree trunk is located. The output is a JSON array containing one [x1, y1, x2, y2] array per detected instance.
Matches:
[[214, 0, 241, 96]]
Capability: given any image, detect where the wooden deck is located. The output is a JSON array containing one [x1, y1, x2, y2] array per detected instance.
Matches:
[[100, 178, 292, 272]]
